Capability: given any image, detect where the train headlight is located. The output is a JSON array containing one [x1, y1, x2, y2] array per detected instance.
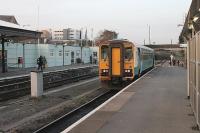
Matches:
[[125, 69, 131, 73], [102, 69, 109, 73]]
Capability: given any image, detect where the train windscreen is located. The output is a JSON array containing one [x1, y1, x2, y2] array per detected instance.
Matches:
[[125, 47, 133, 60], [101, 46, 108, 60]]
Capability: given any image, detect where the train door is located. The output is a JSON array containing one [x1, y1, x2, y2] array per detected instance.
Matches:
[[138, 48, 142, 74], [112, 48, 121, 76]]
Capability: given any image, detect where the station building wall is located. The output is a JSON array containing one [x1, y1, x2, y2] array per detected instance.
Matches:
[[1, 43, 99, 68]]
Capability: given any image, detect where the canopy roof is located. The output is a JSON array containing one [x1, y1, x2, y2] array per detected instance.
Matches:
[[179, 0, 200, 43], [0, 20, 41, 41]]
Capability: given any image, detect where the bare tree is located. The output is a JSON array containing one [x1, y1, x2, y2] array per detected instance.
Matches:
[[95, 30, 118, 46]]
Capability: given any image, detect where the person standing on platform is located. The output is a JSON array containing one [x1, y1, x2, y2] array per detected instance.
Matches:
[[170, 54, 174, 66], [37, 56, 43, 71], [177, 60, 180, 66]]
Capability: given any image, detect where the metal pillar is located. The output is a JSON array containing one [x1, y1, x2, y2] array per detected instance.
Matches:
[[187, 42, 190, 99], [22, 43, 25, 68], [195, 33, 199, 126], [63, 45, 65, 66], [80, 30, 83, 63], [1, 36, 6, 73], [148, 25, 151, 45]]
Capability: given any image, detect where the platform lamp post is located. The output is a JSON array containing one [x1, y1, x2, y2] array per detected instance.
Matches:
[[35, 0, 40, 58], [148, 24, 151, 45], [80, 27, 87, 63], [63, 43, 67, 66], [80, 28, 83, 63]]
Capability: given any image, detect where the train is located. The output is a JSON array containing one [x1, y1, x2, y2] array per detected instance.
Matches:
[[99, 39, 154, 84]]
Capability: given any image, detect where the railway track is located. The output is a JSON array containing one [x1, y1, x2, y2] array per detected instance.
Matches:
[[34, 89, 120, 133], [0, 66, 98, 102]]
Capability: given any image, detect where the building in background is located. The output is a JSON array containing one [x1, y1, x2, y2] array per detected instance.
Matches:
[[51, 28, 81, 45], [63, 28, 81, 40]]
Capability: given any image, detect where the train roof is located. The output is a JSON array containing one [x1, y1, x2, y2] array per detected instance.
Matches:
[[108, 39, 132, 44], [136, 45, 154, 51]]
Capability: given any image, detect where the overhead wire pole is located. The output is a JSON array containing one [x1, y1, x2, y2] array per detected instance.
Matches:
[[91, 28, 94, 47], [36, 0, 40, 57], [148, 25, 151, 45], [80, 28, 83, 63], [91, 28, 94, 64]]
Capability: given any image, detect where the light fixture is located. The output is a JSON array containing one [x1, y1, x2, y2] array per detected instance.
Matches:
[[193, 16, 199, 22], [188, 23, 194, 29]]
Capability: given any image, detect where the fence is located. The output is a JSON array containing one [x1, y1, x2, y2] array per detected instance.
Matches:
[[188, 31, 200, 126]]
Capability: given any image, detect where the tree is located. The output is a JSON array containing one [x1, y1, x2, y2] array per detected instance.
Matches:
[[95, 30, 118, 46]]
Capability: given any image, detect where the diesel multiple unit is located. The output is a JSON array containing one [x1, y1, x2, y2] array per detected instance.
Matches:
[[99, 40, 154, 83]]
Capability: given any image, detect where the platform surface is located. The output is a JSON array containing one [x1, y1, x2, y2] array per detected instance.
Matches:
[[68, 65, 198, 133], [0, 64, 97, 80]]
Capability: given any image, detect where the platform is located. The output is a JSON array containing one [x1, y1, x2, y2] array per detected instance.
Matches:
[[66, 65, 198, 133], [0, 64, 97, 80]]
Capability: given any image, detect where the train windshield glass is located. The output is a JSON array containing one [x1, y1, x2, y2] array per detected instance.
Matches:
[[101, 46, 108, 59], [125, 48, 133, 60]]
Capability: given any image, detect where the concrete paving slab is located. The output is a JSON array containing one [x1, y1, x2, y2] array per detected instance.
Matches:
[[69, 65, 198, 133], [99, 92, 135, 112]]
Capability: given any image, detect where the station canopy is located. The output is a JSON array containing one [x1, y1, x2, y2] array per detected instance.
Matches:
[[0, 20, 41, 41], [179, 0, 200, 43], [0, 19, 41, 73]]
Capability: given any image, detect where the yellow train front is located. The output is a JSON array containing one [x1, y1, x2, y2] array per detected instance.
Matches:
[[99, 40, 135, 84], [99, 39, 154, 84]]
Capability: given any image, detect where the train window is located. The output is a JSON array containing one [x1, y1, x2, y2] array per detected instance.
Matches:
[[125, 48, 133, 60], [93, 52, 97, 57], [101, 46, 108, 59]]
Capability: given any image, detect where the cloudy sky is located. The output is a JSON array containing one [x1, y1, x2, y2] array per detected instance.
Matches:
[[0, 0, 191, 44]]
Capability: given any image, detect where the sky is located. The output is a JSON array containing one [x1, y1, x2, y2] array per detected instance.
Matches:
[[0, 0, 192, 44]]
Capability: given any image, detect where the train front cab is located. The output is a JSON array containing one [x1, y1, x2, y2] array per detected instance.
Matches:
[[123, 43, 135, 81], [99, 44, 110, 81], [99, 42, 135, 83]]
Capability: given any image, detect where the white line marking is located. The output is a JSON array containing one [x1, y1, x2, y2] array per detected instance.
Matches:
[[0, 65, 98, 80], [44, 77, 99, 95], [62, 67, 156, 133], [0, 106, 7, 110]]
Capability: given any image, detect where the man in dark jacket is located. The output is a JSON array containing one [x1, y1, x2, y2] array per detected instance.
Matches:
[[37, 56, 43, 71]]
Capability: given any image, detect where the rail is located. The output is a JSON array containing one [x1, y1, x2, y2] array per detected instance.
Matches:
[[0, 66, 98, 101], [34, 89, 119, 133]]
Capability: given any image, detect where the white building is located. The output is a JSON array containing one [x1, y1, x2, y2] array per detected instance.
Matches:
[[52, 28, 81, 41], [63, 28, 81, 40], [52, 30, 64, 40]]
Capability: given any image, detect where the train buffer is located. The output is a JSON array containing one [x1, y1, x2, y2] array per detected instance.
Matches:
[[66, 65, 198, 133]]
